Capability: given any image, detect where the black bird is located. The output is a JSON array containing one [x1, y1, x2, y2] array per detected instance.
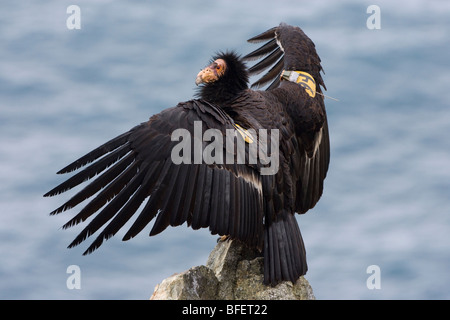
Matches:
[[44, 23, 330, 286]]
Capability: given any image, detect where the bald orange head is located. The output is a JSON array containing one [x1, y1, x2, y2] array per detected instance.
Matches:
[[195, 59, 227, 85]]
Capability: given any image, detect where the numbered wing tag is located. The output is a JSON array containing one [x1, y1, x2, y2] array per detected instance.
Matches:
[[281, 70, 316, 98]]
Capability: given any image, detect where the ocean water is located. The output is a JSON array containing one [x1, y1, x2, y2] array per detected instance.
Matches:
[[1, 0, 449, 299]]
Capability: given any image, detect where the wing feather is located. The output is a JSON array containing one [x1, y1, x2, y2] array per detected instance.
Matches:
[[46, 100, 265, 253], [244, 24, 330, 214], [243, 23, 326, 92], [149, 162, 182, 236], [68, 164, 145, 251], [243, 38, 278, 61], [49, 151, 135, 215], [56, 131, 132, 174], [247, 48, 282, 76], [62, 159, 140, 229], [247, 27, 277, 43], [250, 57, 284, 89], [44, 143, 132, 197]]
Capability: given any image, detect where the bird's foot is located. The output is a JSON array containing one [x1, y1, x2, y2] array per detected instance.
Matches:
[[217, 235, 230, 243]]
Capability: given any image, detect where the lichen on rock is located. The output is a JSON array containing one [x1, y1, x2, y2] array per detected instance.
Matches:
[[150, 239, 315, 300]]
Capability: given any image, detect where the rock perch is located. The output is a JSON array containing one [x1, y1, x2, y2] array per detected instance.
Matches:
[[150, 240, 315, 300]]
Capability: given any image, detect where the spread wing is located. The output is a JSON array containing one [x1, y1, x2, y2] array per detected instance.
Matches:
[[243, 23, 330, 214], [243, 22, 326, 92], [44, 100, 264, 254]]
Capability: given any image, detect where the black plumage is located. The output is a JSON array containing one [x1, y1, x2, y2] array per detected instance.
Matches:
[[45, 23, 330, 286]]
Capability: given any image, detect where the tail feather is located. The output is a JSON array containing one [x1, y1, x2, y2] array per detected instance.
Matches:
[[263, 211, 307, 285]]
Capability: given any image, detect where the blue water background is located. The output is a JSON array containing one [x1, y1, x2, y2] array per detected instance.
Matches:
[[1, 0, 449, 299]]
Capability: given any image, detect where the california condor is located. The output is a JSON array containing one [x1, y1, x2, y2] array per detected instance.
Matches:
[[44, 23, 330, 286]]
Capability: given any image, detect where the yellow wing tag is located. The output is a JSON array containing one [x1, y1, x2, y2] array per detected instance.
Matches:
[[281, 70, 316, 98], [234, 123, 254, 144]]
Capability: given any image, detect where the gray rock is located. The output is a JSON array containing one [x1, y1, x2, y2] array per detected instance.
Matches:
[[150, 239, 315, 300], [150, 265, 219, 300]]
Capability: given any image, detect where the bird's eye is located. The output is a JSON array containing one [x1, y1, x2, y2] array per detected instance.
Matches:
[[216, 65, 222, 70]]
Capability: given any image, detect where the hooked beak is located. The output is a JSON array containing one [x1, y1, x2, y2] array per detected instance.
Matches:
[[195, 66, 218, 86], [195, 59, 226, 86]]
